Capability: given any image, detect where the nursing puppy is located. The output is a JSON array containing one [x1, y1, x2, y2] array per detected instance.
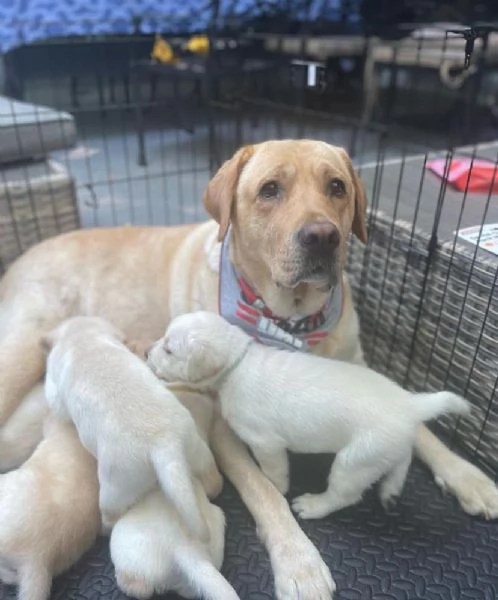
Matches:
[[111, 389, 237, 600], [43, 316, 222, 539], [147, 311, 471, 519], [0, 383, 48, 472], [111, 485, 237, 600], [0, 415, 99, 600]]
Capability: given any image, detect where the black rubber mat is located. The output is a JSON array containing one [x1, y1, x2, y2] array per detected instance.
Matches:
[[1, 454, 496, 600]]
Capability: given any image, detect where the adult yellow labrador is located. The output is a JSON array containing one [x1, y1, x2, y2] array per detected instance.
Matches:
[[0, 140, 496, 599]]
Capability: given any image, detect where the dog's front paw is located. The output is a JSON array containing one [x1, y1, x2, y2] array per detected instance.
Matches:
[[292, 493, 332, 520], [271, 535, 335, 600], [434, 459, 498, 519]]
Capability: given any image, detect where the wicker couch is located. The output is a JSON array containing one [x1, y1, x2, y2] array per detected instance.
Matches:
[[0, 95, 79, 273]]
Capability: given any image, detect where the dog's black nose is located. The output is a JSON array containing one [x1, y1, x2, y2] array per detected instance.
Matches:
[[298, 221, 340, 253], [144, 347, 151, 360]]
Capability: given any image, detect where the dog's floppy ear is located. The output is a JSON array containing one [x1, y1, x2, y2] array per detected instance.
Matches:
[[338, 148, 368, 244], [203, 145, 254, 242]]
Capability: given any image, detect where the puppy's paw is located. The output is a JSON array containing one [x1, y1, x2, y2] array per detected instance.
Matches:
[[434, 460, 498, 520], [379, 491, 399, 511], [378, 482, 401, 511], [116, 572, 154, 600], [272, 534, 336, 600], [292, 493, 332, 520]]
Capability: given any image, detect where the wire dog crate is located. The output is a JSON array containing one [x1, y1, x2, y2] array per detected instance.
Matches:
[[1, 10, 498, 600]]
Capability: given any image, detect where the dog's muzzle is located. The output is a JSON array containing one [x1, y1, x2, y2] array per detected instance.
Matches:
[[294, 221, 341, 286]]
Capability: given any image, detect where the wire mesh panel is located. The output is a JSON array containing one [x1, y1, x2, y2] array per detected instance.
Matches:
[[0, 95, 81, 272], [348, 212, 498, 478], [0, 159, 79, 269], [348, 142, 498, 480]]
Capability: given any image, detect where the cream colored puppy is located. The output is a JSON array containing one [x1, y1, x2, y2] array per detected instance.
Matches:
[[111, 389, 236, 600], [0, 415, 99, 600], [111, 484, 238, 600], [0, 383, 48, 472], [147, 311, 471, 519], [43, 316, 222, 539]]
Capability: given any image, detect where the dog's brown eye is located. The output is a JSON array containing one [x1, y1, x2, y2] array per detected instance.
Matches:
[[328, 178, 346, 198], [259, 180, 280, 200]]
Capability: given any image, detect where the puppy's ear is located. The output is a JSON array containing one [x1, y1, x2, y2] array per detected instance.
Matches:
[[203, 145, 254, 242], [338, 148, 368, 244], [186, 335, 223, 382], [40, 332, 55, 353]]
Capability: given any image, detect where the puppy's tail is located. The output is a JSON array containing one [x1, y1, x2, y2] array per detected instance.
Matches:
[[18, 561, 52, 600], [412, 391, 471, 423], [175, 547, 240, 600], [150, 444, 209, 542]]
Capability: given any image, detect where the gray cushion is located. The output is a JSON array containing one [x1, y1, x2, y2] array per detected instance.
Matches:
[[0, 96, 77, 164]]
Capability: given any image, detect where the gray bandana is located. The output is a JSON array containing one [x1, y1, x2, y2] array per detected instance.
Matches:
[[218, 228, 343, 352]]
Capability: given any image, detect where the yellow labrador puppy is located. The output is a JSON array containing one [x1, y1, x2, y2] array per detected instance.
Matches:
[[111, 390, 238, 600], [0, 140, 496, 600], [147, 311, 470, 518], [0, 383, 48, 472], [43, 316, 221, 538], [0, 415, 100, 600]]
